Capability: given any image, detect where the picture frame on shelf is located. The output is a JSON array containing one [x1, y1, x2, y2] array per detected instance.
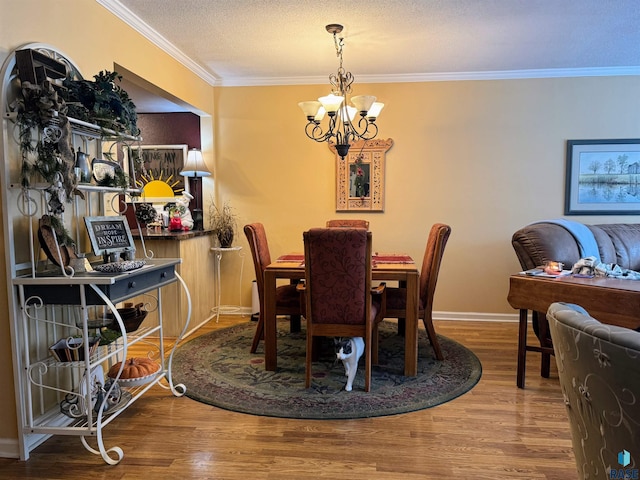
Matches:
[[138, 144, 188, 200], [565, 139, 640, 215]]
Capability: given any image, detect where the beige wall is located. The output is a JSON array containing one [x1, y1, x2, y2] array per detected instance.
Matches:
[[216, 77, 640, 315], [2, 0, 640, 458]]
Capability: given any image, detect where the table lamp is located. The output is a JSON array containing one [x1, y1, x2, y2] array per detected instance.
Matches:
[[180, 148, 211, 230]]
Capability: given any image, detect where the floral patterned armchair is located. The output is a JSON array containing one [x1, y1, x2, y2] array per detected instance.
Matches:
[[547, 302, 640, 479]]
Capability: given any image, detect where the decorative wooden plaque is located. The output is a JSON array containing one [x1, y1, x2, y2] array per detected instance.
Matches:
[[330, 138, 393, 212]]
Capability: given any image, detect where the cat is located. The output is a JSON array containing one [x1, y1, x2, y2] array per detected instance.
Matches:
[[334, 337, 365, 392]]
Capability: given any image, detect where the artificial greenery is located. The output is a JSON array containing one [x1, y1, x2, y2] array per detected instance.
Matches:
[[95, 168, 130, 189], [208, 200, 238, 247], [42, 214, 74, 247], [14, 67, 140, 216], [62, 70, 139, 137], [134, 203, 158, 225]]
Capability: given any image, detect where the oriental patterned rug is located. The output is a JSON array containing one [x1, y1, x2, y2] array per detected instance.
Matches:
[[171, 320, 482, 419]]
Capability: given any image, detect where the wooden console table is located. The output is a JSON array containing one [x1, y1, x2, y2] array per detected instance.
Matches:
[[507, 273, 640, 388]]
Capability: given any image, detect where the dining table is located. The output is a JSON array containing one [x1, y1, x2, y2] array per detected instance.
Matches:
[[263, 252, 420, 376]]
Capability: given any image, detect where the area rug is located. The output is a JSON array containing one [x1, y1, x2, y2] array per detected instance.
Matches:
[[171, 320, 482, 419]]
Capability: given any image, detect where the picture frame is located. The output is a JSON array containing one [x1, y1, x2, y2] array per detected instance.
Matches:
[[331, 138, 393, 212], [565, 139, 640, 215], [138, 144, 188, 200]]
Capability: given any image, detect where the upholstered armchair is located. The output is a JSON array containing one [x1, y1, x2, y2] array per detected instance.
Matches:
[[298, 228, 385, 392], [547, 302, 640, 479]]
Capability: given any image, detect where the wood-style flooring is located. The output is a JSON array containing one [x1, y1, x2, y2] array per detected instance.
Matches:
[[0, 316, 577, 479]]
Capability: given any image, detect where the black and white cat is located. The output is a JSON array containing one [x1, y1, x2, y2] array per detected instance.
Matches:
[[334, 337, 364, 392]]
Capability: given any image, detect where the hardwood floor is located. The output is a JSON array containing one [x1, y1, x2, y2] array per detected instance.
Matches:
[[0, 317, 577, 479]]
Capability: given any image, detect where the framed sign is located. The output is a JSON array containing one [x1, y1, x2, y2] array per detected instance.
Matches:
[[84, 216, 136, 256], [565, 139, 640, 215], [331, 138, 393, 212], [138, 144, 188, 198]]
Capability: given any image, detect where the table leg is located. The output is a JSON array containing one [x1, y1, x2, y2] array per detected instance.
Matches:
[[237, 252, 245, 317], [517, 309, 528, 388], [214, 251, 222, 323], [404, 271, 419, 376], [264, 269, 277, 371], [397, 280, 406, 336]]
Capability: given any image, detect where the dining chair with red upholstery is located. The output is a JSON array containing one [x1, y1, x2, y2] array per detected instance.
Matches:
[[385, 223, 451, 360], [325, 219, 370, 230], [244, 223, 302, 354], [298, 228, 386, 392]]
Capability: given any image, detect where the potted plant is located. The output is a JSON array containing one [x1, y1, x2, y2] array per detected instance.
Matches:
[[209, 201, 237, 247]]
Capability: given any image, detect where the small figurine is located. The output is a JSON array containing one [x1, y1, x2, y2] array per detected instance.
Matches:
[[173, 192, 194, 231]]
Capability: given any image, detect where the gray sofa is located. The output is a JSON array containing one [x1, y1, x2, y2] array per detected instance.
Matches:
[[547, 302, 640, 480]]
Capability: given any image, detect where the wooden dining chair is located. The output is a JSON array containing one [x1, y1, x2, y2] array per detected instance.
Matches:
[[385, 223, 452, 360], [298, 228, 386, 392], [244, 223, 302, 354], [325, 219, 370, 230]]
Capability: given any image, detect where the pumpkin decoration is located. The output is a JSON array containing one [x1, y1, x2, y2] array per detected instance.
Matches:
[[108, 357, 160, 381]]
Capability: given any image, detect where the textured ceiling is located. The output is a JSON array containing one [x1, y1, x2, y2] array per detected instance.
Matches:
[[99, 0, 640, 111]]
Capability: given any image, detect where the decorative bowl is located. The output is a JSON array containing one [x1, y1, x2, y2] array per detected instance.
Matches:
[[107, 303, 149, 332]]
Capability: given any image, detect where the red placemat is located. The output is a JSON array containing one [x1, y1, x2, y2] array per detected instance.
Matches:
[[276, 254, 304, 262], [276, 253, 414, 264], [373, 254, 413, 264]]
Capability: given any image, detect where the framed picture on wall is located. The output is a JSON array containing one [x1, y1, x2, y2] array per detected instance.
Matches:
[[565, 139, 640, 215], [137, 144, 188, 199], [331, 138, 394, 212]]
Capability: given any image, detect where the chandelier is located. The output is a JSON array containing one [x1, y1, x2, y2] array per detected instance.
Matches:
[[298, 24, 384, 159]]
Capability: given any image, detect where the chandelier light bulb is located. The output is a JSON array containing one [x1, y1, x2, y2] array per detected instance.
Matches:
[[351, 95, 376, 115], [367, 102, 384, 121], [318, 93, 344, 115], [314, 106, 326, 123], [298, 101, 321, 120], [338, 105, 357, 124]]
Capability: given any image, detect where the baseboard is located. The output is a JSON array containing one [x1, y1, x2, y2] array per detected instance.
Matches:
[[231, 307, 519, 323], [433, 311, 519, 322], [0, 438, 20, 459]]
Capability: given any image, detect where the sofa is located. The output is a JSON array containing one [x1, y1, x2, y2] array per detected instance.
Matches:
[[511, 221, 640, 379], [512, 221, 640, 272], [547, 302, 640, 479]]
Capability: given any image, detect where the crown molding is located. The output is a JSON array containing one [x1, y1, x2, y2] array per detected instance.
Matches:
[[98, 1, 640, 88], [219, 66, 640, 87], [97, 0, 219, 86]]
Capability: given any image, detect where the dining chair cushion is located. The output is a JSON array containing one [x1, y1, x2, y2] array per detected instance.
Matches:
[[385, 287, 423, 312], [275, 284, 300, 308]]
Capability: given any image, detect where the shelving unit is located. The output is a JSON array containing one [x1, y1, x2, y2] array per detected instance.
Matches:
[[1, 44, 192, 464]]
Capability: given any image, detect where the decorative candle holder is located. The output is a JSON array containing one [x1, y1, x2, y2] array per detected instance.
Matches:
[[543, 261, 564, 275]]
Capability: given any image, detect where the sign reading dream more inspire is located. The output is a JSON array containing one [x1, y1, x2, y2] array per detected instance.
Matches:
[[84, 216, 136, 256]]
